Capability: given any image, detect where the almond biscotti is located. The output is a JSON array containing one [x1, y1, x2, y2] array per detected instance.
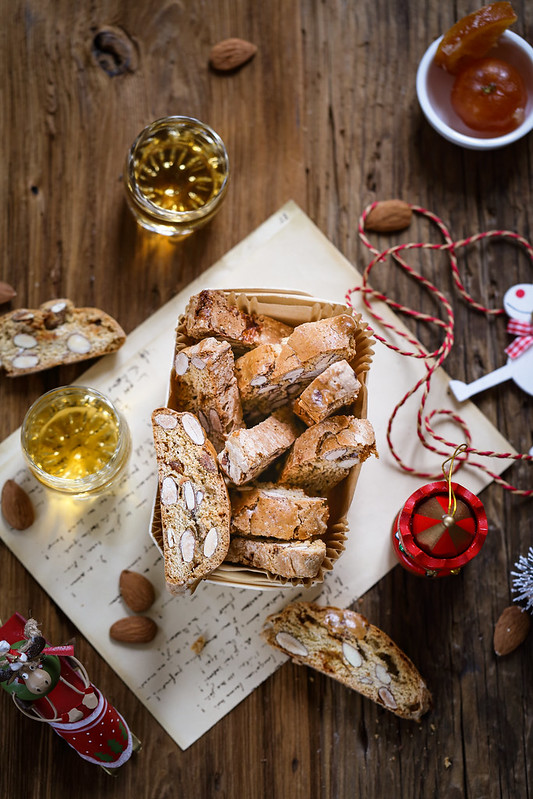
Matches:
[[279, 416, 377, 494], [184, 289, 293, 350], [168, 336, 244, 452], [262, 602, 432, 721], [151, 408, 231, 594], [218, 407, 302, 486], [293, 360, 361, 426], [226, 537, 326, 579], [230, 484, 329, 540], [0, 299, 126, 376], [235, 314, 359, 421]]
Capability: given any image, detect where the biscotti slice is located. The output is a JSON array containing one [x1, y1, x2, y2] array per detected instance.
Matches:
[[169, 337, 244, 452], [184, 289, 293, 350], [262, 602, 432, 721], [226, 537, 326, 579], [235, 314, 358, 421], [151, 408, 231, 593], [218, 407, 302, 486], [230, 483, 329, 540], [278, 416, 377, 494], [0, 299, 126, 376], [293, 360, 361, 426]]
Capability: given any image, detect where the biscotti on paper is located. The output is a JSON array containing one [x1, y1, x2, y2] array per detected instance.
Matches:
[[226, 537, 326, 579], [151, 408, 231, 594], [230, 484, 329, 540], [235, 314, 359, 421], [262, 602, 432, 721], [293, 360, 361, 426], [279, 416, 377, 494], [184, 289, 293, 350], [168, 336, 244, 452], [152, 289, 376, 589], [218, 407, 302, 485], [0, 298, 126, 376]]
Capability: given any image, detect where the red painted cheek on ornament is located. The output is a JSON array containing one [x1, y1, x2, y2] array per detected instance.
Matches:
[[516, 289, 525, 298]]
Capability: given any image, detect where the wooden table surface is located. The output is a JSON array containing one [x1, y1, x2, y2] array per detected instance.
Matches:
[[1, 1, 532, 797]]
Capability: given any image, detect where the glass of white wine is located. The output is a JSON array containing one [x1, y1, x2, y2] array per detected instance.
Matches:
[[124, 115, 230, 238], [21, 386, 131, 497]]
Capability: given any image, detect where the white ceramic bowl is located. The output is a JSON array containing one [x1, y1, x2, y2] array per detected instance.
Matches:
[[416, 30, 533, 150]]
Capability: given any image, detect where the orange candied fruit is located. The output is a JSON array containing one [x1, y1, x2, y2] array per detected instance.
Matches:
[[434, 2, 518, 74]]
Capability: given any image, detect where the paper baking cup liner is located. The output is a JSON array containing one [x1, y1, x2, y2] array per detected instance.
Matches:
[[150, 289, 375, 590]]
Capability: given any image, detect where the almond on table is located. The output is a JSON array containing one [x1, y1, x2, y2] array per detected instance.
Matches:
[[364, 199, 412, 233], [493, 605, 531, 655], [209, 38, 258, 71], [119, 570, 156, 613], [0, 281, 16, 304], [1, 479, 35, 530]]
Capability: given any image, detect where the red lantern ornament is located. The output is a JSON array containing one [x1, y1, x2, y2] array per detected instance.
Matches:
[[392, 447, 488, 577]]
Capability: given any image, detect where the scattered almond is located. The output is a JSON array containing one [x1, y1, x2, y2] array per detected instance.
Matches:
[[119, 569, 155, 613], [209, 38, 257, 72], [0, 281, 16, 304], [109, 616, 158, 644], [493, 605, 530, 656], [364, 199, 412, 233], [1, 479, 35, 530]]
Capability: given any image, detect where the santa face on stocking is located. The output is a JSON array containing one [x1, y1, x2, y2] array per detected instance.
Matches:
[[449, 283, 533, 402]]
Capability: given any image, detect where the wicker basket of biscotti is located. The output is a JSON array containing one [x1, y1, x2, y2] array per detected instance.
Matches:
[[150, 288, 377, 592]]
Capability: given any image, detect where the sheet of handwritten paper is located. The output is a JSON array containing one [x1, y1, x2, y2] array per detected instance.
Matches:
[[0, 202, 516, 749]]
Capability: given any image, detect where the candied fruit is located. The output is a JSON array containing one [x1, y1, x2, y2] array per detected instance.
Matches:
[[434, 2, 518, 74]]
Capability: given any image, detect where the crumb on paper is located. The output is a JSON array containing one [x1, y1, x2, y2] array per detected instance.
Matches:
[[444, 757, 452, 769], [191, 635, 206, 655]]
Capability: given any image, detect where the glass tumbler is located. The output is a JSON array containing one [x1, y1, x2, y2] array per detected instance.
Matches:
[[21, 386, 131, 497], [123, 115, 230, 238]]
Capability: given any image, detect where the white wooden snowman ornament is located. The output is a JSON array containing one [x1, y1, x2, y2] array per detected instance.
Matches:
[[449, 283, 533, 401], [449, 283, 533, 454]]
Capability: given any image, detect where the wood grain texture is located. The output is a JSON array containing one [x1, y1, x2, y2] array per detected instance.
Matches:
[[1, 1, 532, 797]]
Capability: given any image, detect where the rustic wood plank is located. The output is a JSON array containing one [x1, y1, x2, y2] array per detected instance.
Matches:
[[1, 1, 532, 797]]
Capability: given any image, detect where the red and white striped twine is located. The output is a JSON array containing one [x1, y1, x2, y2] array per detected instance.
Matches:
[[345, 201, 533, 497]]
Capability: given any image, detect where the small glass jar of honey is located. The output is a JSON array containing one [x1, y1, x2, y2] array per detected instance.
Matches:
[[21, 386, 131, 497], [123, 115, 230, 238]]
